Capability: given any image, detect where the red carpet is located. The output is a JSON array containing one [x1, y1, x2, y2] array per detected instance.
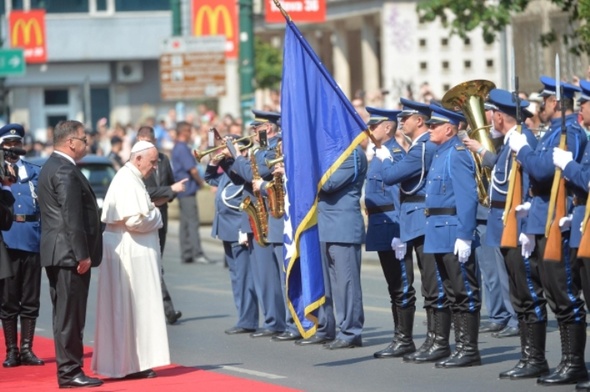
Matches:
[[0, 331, 301, 391]]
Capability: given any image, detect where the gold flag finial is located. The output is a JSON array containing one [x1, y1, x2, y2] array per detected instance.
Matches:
[[272, 0, 292, 21]]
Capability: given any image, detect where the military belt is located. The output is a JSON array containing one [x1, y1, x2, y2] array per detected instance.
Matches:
[[366, 204, 395, 215], [424, 207, 457, 217], [14, 214, 40, 223], [401, 194, 425, 204], [490, 200, 506, 209]]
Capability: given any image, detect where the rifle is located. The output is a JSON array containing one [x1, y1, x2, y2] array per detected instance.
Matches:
[[543, 55, 567, 262], [500, 74, 522, 248], [578, 198, 590, 258]]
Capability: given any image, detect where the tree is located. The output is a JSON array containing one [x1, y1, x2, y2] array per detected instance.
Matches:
[[254, 38, 283, 90], [417, 0, 590, 55]]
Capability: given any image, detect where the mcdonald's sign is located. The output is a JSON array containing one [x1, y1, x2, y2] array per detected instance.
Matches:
[[265, 0, 326, 24], [9, 10, 47, 64], [191, 0, 238, 58]]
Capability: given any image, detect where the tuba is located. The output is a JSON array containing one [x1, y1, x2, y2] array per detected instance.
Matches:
[[442, 80, 496, 207]]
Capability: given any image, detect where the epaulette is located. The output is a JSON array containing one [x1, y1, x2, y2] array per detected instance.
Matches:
[[455, 145, 466, 151]]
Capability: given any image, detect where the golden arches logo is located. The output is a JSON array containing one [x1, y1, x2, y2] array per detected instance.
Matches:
[[12, 18, 43, 46], [194, 5, 233, 38]]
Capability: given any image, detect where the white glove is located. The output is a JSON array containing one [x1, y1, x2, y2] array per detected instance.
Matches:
[[390, 237, 407, 260], [375, 146, 393, 162], [519, 232, 535, 258], [559, 214, 573, 230], [453, 238, 472, 263], [552, 147, 573, 170], [515, 202, 531, 219], [508, 132, 528, 154]]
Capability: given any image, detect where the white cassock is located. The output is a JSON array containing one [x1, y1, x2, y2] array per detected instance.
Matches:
[[91, 162, 170, 378]]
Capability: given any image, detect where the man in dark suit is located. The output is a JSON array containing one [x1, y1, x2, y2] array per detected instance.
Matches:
[[136, 125, 185, 325], [37, 120, 103, 388]]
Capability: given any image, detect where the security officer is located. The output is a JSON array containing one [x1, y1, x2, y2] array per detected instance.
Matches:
[[224, 110, 286, 338], [364, 107, 416, 359], [551, 79, 590, 391], [0, 123, 44, 367], [375, 99, 450, 364], [484, 89, 549, 379], [423, 104, 481, 368], [509, 76, 588, 385], [206, 135, 259, 335]]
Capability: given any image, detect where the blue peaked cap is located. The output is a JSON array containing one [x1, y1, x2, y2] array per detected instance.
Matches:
[[0, 123, 24, 144], [250, 110, 281, 127], [426, 104, 466, 126], [399, 98, 431, 118], [539, 76, 580, 99], [366, 106, 402, 125], [487, 88, 530, 118]]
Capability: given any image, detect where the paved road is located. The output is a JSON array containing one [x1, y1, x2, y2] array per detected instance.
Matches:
[[34, 220, 588, 392]]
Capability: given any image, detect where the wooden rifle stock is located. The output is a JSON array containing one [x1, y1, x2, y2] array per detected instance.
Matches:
[[543, 133, 567, 262], [577, 197, 590, 258], [500, 163, 521, 248]]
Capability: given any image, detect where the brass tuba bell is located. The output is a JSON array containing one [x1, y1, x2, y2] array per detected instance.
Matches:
[[442, 79, 496, 208]]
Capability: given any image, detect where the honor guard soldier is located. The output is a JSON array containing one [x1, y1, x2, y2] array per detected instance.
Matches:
[[551, 79, 590, 391], [0, 124, 44, 367], [509, 76, 588, 386], [484, 89, 550, 380], [206, 135, 259, 335], [223, 110, 286, 338], [364, 107, 417, 359], [423, 104, 481, 368], [376, 99, 450, 364]]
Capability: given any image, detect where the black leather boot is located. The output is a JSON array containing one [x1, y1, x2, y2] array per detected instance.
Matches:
[[407, 308, 451, 363], [537, 323, 588, 385], [436, 311, 481, 368], [404, 308, 434, 362], [2, 318, 20, 367], [374, 305, 398, 358], [19, 318, 44, 366], [375, 306, 416, 358], [577, 380, 590, 391], [500, 321, 549, 379]]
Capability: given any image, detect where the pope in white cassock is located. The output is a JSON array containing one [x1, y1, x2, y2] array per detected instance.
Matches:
[[91, 141, 171, 379]]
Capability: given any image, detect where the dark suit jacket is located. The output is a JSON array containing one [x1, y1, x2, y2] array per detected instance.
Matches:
[[38, 153, 102, 267], [143, 152, 175, 214], [0, 189, 14, 279]]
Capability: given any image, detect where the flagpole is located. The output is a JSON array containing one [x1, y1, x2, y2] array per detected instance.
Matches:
[[272, 0, 292, 21]]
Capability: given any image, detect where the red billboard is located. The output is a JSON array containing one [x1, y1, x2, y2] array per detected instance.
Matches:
[[265, 0, 326, 24], [191, 0, 238, 58], [9, 10, 47, 64]]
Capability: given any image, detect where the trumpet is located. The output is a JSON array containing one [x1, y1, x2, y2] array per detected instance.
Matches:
[[193, 134, 256, 162], [265, 156, 283, 168]]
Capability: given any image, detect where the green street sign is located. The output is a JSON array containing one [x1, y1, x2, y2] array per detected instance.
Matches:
[[0, 49, 25, 77]]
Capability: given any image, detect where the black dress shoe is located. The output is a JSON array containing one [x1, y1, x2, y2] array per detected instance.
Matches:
[[492, 325, 519, 338], [166, 310, 182, 325], [272, 331, 301, 342], [225, 326, 256, 335], [123, 369, 157, 379], [324, 339, 362, 350], [59, 374, 103, 389], [295, 335, 333, 346], [479, 322, 505, 333], [250, 329, 281, 338]]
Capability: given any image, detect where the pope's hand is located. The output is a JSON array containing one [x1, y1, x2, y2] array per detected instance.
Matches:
[[508, 132, 528, 154], [375, 146, 393, 162], [552, 147, 573, 170]]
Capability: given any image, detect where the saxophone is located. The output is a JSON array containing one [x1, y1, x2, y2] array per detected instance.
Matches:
[[239, 148, 268, 247], [265, 141, 285, 219]]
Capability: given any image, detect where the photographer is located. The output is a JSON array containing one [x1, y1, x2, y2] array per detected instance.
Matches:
[[0, 124, 43, 368]]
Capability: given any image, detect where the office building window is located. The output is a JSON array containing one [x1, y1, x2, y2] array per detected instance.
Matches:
[[442, 61, 449, 70], [443, 84, 450, 91], [10, 0, 23, 9], [116, 0, 169, 11], [44, 89, 69, 106], [464, 60, 472, 69], [441, 38, 449, 47], [419, 39, 427, 48], [420, 62, 427, 70], [96, 0, 108, 11], [464, 38, 471, 46], [31, 0, 89, 13], [487, 59, 494, 68]]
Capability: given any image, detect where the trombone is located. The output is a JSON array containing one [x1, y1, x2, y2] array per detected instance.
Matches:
[[193, 134, 256, 162]]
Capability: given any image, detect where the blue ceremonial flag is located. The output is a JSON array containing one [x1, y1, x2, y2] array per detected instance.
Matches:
[[281, 18, 368, 338]]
